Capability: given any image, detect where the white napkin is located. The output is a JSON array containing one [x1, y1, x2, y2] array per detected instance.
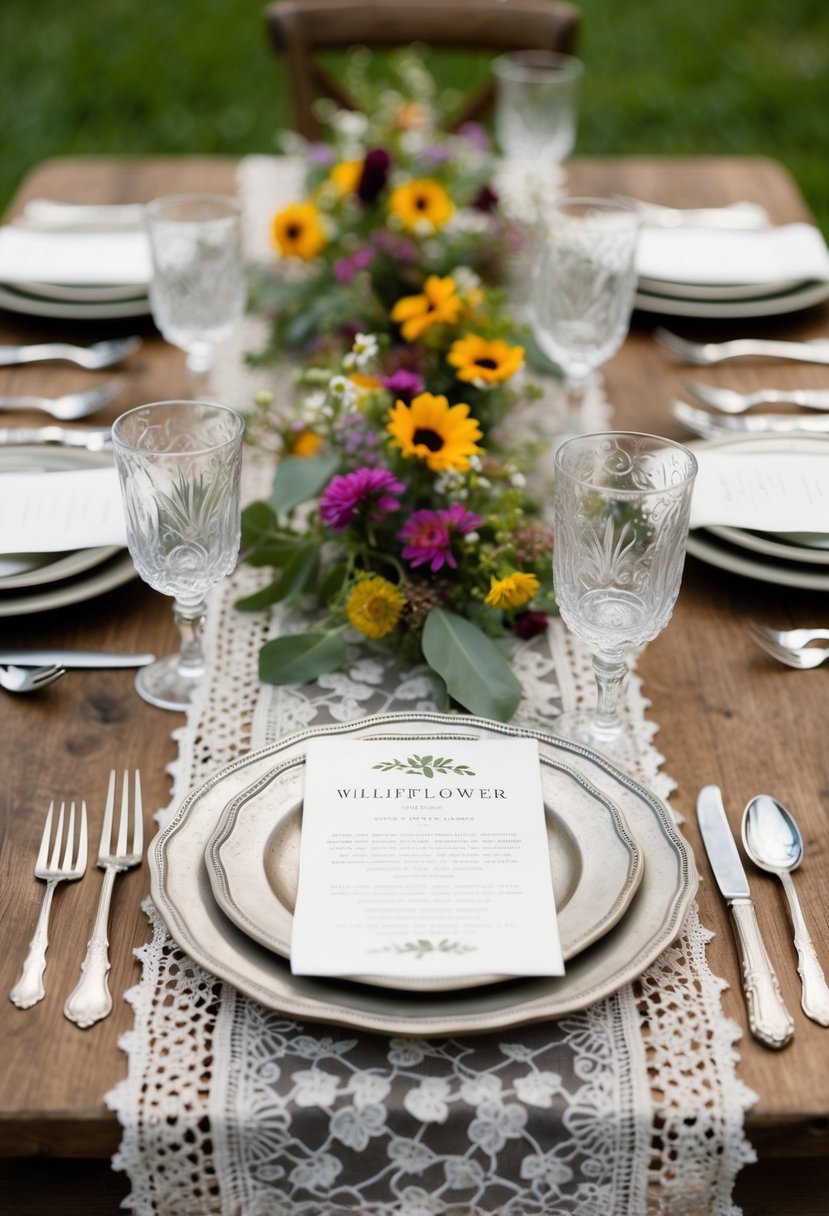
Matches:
[[0, 468, 127, 552], [0, 225, 151, 287], [690, 450, 829, 532], [637, 222, 829, 286]]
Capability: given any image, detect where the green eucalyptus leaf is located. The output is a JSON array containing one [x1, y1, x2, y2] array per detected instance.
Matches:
[[259, 632, 347, 685], [240, 500, 277, 545], [422, 608, 521, 722], [272, 451, 341, 515], [235, 545, 319, 610]]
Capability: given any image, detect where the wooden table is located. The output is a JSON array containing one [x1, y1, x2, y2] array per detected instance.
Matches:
[[0, 156, 827, 1214]]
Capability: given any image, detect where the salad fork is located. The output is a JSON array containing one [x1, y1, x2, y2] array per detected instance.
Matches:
[[10, 799, 88, 1008], [0, 663, 66, 693], [654, 327, 829, 366], [746, 623, 829, 669], [0, 336, 141, 370], [64, 769, 143, 1028], [687, 382, 829, 413], [0, 378, 123, 421]]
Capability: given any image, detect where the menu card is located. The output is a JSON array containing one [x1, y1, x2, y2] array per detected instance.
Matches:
[[290, 737, 563, 980], [0, 468, 127, 552], [690, 450, 829, 532]]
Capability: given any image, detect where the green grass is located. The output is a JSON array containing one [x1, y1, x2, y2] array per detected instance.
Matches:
[[1, 0, 827, 231]]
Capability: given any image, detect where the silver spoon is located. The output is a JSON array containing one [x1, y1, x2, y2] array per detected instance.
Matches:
[[0, 663, 66, 693], [742, 795, 829, 1027]]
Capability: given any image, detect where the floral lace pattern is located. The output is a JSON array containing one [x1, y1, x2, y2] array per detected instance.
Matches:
[[105, 157, 757, 1216]]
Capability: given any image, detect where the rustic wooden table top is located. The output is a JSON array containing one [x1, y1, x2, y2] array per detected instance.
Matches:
[[0, 155, 827, 1213]]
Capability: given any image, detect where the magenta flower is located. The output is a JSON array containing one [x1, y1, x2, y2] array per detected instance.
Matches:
[[382, 368, 424, 401], [398, 503, 482, 572], [333, 245, 374, 284], [320, 467, 405, 531], [514, 609, 549, 639]]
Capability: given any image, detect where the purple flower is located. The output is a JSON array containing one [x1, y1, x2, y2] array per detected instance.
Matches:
[[382, 368, 424, 402], [398, 503, 482, 572], [421, 144, 454, 165], [307, 142, 335, 167], [514, 610, 549, 639], [333, 245, 374, 284], [372, 228, 419, 265], [472, 183, 499, 213], [457, 122, 491, 153], [357, 148, 391, 204], [320, 467, 405, 531]]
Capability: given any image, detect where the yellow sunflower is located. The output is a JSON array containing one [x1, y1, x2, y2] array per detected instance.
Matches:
[[329, 159, 363, 196], [349, 371, 382, 390], [388, 178, 455, 233], [447, 334, 525, 385], [388, 392, 483, 473], [289, 429, 323, 457], [271, 201, 326, 260], [391, 275, 462, 342], [347, 576, 404, 639], [485, 572, 540, 610]]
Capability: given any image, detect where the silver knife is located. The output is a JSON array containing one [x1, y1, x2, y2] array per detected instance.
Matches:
[[672, 400, 829, 437], [0, 426, 112, 450], [697, 785, 795, 1048], [0, 650, 154, 668]]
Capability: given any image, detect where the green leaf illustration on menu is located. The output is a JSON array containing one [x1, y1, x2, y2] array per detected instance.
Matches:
[[371, 754, 476, 779], [370, 938, 478, 960]]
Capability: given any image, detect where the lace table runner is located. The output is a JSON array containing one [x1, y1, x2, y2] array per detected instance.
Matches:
[[106, 157, 757, 1215]]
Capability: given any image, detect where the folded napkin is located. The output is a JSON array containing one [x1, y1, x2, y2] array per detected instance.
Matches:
[[0, 225, 151, 287], [17, 199, 146, 231], [690, 450, 829, 532], [637, 222, 829, 286], [0, 467, 127, 552]]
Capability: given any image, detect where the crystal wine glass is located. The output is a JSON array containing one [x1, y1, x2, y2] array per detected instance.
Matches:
[[144, 194, 246, 396], [532, 198, 640, 428], [111, 400, 245, 711], [552, 431, 698, 764], [492, 50, 583, 170]]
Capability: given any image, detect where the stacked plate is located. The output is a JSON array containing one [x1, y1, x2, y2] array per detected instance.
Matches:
[[686, 433, 829, 591], [0, 447, 135, 616], [151, 712, 698, 1036], [633, 220, 829, 320]]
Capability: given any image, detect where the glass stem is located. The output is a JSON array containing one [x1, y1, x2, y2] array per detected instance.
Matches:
[[174, 599, 208, 680], [590, 651, 628, 742], [185, 347, 213, 400]]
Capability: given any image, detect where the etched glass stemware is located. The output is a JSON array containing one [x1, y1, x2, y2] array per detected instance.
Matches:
[[552, 431, 698, 763], [145, 194, 246, 396], [532, 198, 640, 428], [112, 400, 245, 711]]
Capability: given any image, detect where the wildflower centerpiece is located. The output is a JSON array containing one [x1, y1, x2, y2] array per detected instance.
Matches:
[[241, 53, 556, 722]]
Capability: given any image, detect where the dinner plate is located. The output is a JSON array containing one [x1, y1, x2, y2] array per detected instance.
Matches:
[[0, 281, 151, 320], [151, 713, 697, 1036], [637, 274, 805, 302], [205, 749, 643, 992], [0, 549, 136, 615], [14, 279, 148, 303], [634, 279, 829, 319]]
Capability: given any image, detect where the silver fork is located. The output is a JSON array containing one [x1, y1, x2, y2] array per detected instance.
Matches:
[[0, 377, 124, 421], [0, 337, 141, 370], [654, 327, 829, 366], [746, 623, 829, 669], [687, 382, 829, 413], [747, 620, 829, 649], [64, 770, 143, 1028], [0, 663, 66, 694], [9, 800, 88, 1008]]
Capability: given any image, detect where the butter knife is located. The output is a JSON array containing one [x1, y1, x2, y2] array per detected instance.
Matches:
[[0, 426, 112, 450], [0, 650, 154, 668], [697, 784, 795, 1048], [672, 399, 829, 437]]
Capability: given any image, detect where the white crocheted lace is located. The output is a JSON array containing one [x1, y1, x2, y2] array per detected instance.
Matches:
[[106, 157, 757, 1216]]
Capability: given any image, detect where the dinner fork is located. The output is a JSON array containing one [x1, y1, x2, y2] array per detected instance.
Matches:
[[0, 336, 141, 370], [747, 621, 829, 649], [0, 378, 124, 421], [654, 327, 829, 366], [687, 382, 829, 413], [9, 799, 88, 1008], [746, 623, 829, 669], [64, 770, 143, 1028], [0, 663, 66, 694]]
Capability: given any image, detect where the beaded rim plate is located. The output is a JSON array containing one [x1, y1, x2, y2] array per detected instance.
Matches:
[[151, 713, 697, 1036], [204, 748, 643, 993]]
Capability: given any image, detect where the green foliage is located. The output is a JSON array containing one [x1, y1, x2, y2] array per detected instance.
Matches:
[[258, 631, 347, 684], [422, 609, 522, 722]]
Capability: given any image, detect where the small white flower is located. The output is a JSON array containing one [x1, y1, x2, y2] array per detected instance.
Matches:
[[513, 1070, 563, 1108], [328, 375, 359, 410], [451, 266, 482, 295], [334, 110, 369, 139], [253, 389, 274, 407], [463, 532, 480, 546], [511, 472, 527, 488], [292, 1068, 340, 1108], [403, 1076, 452, 1123]]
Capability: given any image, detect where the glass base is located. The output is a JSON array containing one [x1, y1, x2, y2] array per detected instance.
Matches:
[[135, 654, 203, 712], [552, 708, 638, 773]]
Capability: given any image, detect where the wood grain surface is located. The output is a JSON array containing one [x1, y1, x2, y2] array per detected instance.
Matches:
[[0, 156, 827, 1213]]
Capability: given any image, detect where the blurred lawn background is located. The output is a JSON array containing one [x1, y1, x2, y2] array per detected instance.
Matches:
[[1, 0, 827, 230]]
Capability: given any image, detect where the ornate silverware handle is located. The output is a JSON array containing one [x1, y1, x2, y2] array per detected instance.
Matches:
[[63, 867, 117, 1028], [780, 872, 829, 1027], [9, 879, 58, 1009], [724, 339, 829, 364], [729, 899, 795, 1048]]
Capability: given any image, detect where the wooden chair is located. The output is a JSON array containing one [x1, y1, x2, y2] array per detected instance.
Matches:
[[265, 0, 581, 139]]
